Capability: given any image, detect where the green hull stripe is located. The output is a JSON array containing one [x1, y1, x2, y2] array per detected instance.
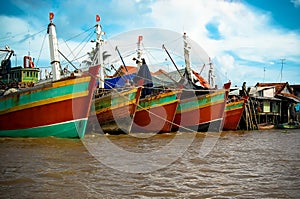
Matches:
[[225, 101, 244, 111], [94, 89, 138, 111], [0, 81, 89, 111], [138, 93, 177, 110], [0, 119, 87, 138], [177, 92, 225, 112]]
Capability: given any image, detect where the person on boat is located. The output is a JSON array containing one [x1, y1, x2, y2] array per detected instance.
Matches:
[[132, 58, 153, 98], [290, 103, 296, 122]]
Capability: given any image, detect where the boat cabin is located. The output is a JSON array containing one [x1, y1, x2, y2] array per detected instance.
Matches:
[[0, 52, 39, 89]]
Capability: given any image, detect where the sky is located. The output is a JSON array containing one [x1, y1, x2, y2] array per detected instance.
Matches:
[[0, 0, 300, 87]]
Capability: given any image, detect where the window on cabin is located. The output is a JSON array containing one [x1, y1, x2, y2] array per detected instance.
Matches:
[[263, 101, 270, 113], [272, 102, 280, 113]]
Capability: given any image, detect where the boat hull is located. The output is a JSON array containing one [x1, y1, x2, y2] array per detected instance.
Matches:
[[89, 87, 142, 134], [0, 65, 99, 138], [172, 90, 227, 132], [131, 91, 179, 133], [223, 99, 247, 130], [0, 119, 87, 138], [276, 122, 300, 129]]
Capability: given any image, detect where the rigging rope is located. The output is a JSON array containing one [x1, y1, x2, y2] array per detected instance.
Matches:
[[60, 29, 95, 67], [35, 32, 48, 68], [0, 27, 47, 47], [64, 26, 95, 42]]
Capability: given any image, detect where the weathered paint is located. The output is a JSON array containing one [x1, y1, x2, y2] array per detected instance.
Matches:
[[90, 87, 142, 133], [93, 87, 140, 114]]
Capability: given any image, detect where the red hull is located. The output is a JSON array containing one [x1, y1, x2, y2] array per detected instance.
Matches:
[[222, 107, 244, 130], [131, 101, 178, 133], [173, 101, 225, 132], [173, 83, 230, 132], [0, 97, 90, 130], [223, 99, 247, 130], [0, 65, 99, 131]]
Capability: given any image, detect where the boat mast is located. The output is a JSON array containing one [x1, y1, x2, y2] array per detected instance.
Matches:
[[47, 12, 61, 81], [183, 33, 192, 81], [93, 15, 105, 88], [136, 35, 143, 71]]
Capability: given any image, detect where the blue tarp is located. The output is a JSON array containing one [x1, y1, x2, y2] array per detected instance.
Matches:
[[104, 73, 136, 89], [295, 103, 300, 112]]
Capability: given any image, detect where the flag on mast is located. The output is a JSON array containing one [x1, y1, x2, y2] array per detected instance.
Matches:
[[96, 14, 100, 22], [49, 12, 54, 21]]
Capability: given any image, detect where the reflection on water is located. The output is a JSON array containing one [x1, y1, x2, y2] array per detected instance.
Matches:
[[0, 129, 299, 198]]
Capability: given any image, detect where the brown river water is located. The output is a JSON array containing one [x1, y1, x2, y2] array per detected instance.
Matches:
[[0, 129, 299, 198]]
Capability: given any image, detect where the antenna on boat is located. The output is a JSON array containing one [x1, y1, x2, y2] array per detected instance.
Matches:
[[208, 57, 215, 88], [47, 12, 62, 81]]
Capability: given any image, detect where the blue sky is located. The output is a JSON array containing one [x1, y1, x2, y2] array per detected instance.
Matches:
[[0, 0, 299, 87]]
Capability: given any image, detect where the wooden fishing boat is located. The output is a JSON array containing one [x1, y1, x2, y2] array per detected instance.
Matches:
[[0, 66, 99, 138], [258, 123, 275, 130], [222, 97, 248, 130], [276, 121, 300, 129], [131, 89, 180, 133], [161, 33, 230, 132], [89, 87, 142, 134], [0, 13, 99, 138]]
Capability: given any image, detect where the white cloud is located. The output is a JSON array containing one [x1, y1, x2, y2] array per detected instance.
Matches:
[[146, 0, 300, 85], [291, 0, 300, 7]]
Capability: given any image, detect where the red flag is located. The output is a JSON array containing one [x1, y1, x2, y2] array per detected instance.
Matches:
[[138, 35, 143, 42], [49, 12, 54, 21], [96, 14, 100, 22]]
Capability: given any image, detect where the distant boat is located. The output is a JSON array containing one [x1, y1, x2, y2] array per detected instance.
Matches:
[[223, 97, 248, 130], [258, 123, 275, 130], [276, 121, 300, 129], [0, 13, 99, 138]]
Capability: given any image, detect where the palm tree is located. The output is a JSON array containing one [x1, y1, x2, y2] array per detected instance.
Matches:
[[82, 48, 111, 75]]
